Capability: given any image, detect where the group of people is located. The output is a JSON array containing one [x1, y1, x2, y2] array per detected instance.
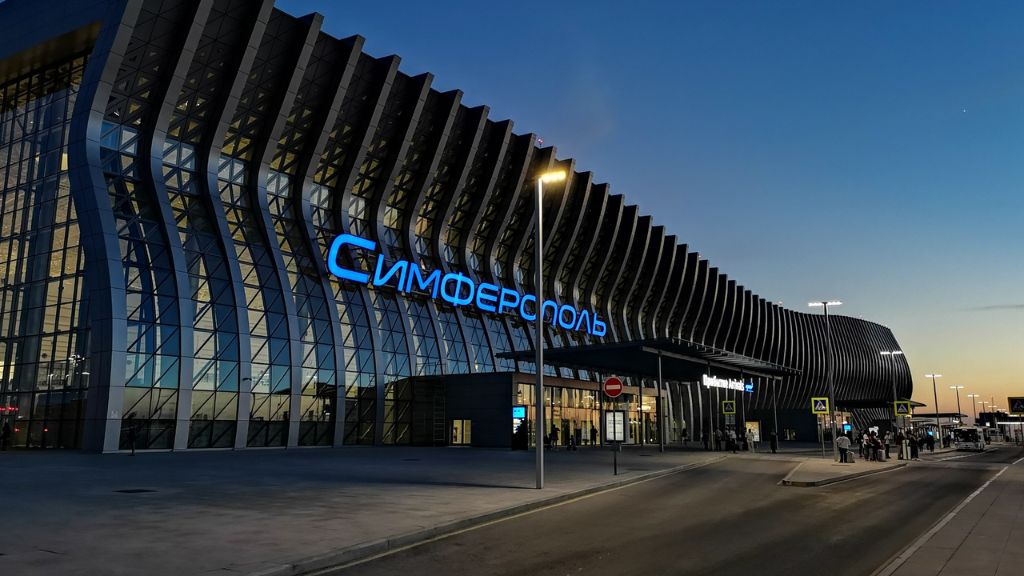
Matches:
[[702, 428, 778, 453], [836, 428, 936, 462]]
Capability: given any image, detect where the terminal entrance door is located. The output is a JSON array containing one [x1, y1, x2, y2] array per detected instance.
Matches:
[[450, 419, 472, 446]]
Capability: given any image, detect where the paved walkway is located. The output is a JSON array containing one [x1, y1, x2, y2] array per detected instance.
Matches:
[[881, 453, 1024, 576], [0, 446, 724, 576]]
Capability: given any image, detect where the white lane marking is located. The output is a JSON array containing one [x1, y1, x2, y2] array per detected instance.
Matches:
[[873, 455, 1021, 576]]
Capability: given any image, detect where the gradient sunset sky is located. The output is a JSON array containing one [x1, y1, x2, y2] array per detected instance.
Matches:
[[279, 0, 1024, 414]]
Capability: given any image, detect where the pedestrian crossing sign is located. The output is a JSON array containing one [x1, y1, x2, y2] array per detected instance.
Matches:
[[811, 397, 829, 415], [1009, 397, 1024, 415], [894, 401, 912, 416], [722, 400, 737, 415]]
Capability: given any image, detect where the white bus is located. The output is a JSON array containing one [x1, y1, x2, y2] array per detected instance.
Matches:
[[952, 427, 986, 451]]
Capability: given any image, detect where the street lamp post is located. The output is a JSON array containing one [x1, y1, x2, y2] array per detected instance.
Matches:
[[880, 350, 903, 432], [534, 169, 565, 490], [949, 386, 964, 425], [809, 300, 841, 461], [967, 394, 980, 425], [925, 374, 942, 436]]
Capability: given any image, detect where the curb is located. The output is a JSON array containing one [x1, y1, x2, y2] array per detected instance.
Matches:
[[251, 455, 727, 576], [780, 461, 907, 487]]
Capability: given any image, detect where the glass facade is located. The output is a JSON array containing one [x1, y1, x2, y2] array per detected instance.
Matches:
[[0, 54, 89, 449]]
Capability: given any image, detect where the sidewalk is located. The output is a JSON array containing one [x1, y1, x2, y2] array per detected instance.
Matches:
[[878, 455, 1024, 576], [0, 446, 722, 576]]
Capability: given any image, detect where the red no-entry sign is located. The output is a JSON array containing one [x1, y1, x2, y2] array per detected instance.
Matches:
[[603, 376, 623, 398]]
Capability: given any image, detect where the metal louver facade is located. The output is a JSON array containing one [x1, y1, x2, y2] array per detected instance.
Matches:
[[0, 0, 911, 451]]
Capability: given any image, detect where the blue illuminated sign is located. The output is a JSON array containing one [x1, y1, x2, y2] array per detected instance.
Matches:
[[327, 234, 607, 337], [512, 405, 526, 419], [744, 382, 755, 393]]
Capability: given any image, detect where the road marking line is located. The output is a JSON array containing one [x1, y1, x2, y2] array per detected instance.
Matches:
[[872, 456, 1019, 576], [306, 456, 728, 575]]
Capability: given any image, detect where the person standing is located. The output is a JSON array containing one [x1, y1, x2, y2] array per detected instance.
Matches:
[[769, 429, 778, 454], [549, 425, 559, 451], [726, 428, 737, 453], [714, 428, 723, 451], [0, 420, 10, 451], [836, 432, 851, 463]]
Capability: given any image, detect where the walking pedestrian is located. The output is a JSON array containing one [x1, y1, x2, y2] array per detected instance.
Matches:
[[590, 424, 598, 446], [125, 413, 139, 455], [884, 431, 893, 459], [836, 432, 851, 463], [726, 429, 737, 453], [909, 434, 920, 460], [714, 428, 723, 451], [769, 430, 778, 454]]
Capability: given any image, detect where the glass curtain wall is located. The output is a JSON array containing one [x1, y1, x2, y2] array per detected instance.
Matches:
[[0, 54, 90, 449]]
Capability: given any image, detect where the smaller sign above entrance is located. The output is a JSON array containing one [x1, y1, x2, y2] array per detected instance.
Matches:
[[603, 376, 624, 399], [811, 397, 829, 415], [703, 374, 747, 391], [512, 405, 526, 419], [894, 401, 911, 417], [722, 400, 737, 415]]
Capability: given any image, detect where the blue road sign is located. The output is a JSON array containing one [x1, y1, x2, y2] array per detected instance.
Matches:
[[811, 397, 829, 415], [1009, 397, 1024, 414]]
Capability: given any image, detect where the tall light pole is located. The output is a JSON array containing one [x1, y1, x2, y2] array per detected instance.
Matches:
[[925, 374, 942, 436], [880, 350, 903, 432], [534, 169, 565, 489], [949, 386, 964, 425], [809, 300, 841, 461], [967, 394, 980, 425]]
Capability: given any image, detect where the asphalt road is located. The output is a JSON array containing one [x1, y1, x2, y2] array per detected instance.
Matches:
[[921, 444, 1024, 465], [331, 453, 1012, 576]]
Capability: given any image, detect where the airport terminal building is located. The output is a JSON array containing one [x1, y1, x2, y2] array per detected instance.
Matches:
[[0, 0, 911, 452]]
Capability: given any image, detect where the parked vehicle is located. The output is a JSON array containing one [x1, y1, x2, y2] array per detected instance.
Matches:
[[953, 427, 986, 451]]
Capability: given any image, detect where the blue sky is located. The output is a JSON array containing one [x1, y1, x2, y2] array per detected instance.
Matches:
[[279, 0, 1024, 410]]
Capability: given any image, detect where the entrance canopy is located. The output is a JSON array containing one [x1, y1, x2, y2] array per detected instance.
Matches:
[[498, 337, 799, 381], [837, 399, 927, 410]]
